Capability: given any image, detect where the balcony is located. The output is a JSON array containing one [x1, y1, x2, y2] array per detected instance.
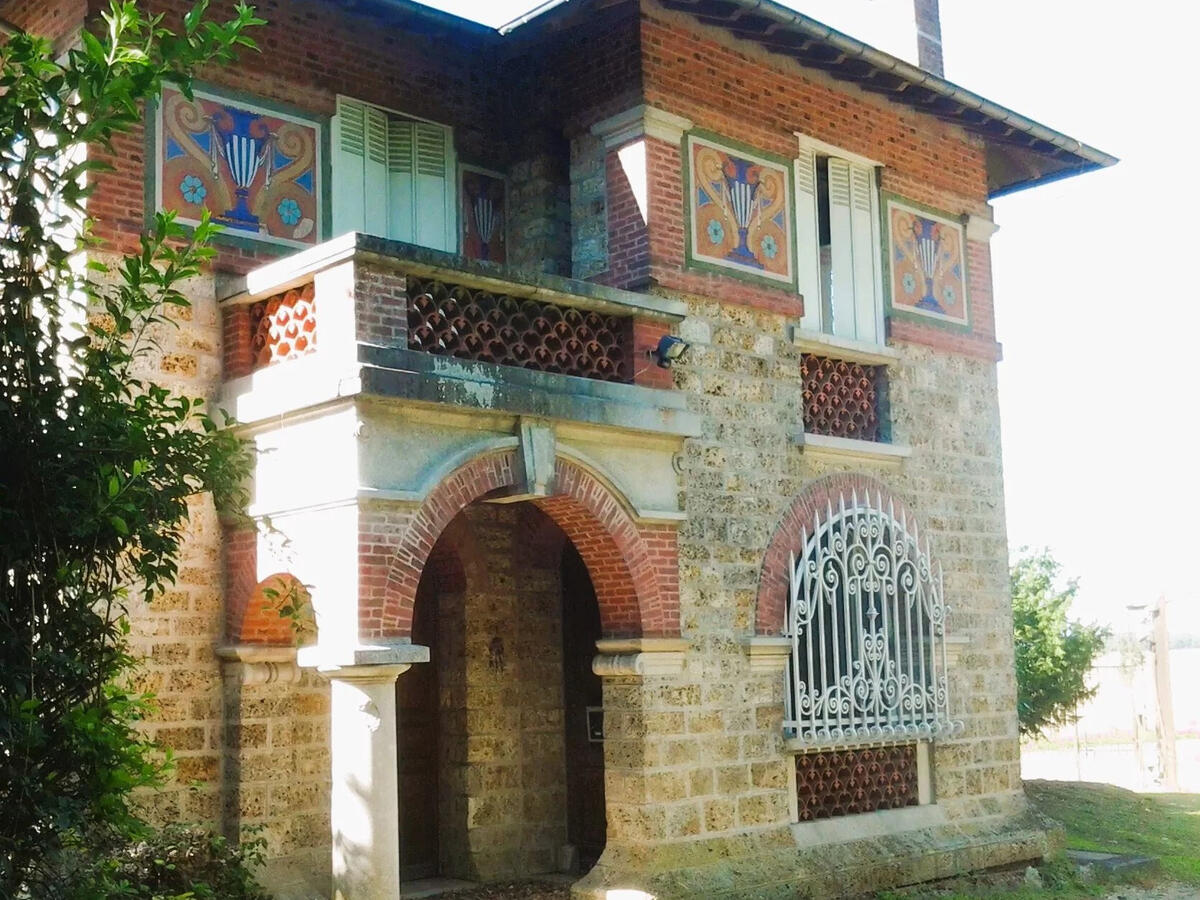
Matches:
[[217, 233, 700, 440]]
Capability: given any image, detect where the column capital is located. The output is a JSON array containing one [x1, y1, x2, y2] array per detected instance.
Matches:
[[298, 640, 429, 678], [216, 644, 301, 685], [593, 637, 687, 678], [590, 104, 694, 149], [965, 213, 1000, 242], [744, 635, 791, 674]]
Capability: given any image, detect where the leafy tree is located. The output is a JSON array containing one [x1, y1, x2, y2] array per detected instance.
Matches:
[[0, 2, 262, 894], [1011, 548, 1108, 739]]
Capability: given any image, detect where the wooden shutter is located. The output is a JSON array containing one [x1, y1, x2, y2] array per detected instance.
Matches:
[[795, 146, 823, 333], [362, 105, 389, 237], [826, 157, 857, 341], [331, 97, 366, 236], [386, 117, 415, 244], [848, 162, 880, 344], [413, 122, 453, 252]]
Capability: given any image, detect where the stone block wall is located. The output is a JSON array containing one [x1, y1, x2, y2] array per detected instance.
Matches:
[[435, 506, 570, 880]]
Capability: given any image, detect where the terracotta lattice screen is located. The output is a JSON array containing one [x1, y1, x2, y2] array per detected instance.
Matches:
[[407, 277, 634, 383], [794, 744, 919, 821], [249, 283, 317, 370], [800, 353, 884, 442]]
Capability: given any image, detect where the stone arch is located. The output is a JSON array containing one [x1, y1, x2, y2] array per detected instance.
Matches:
[[755, 473, 920, 635], [375, 450, 679, 640]]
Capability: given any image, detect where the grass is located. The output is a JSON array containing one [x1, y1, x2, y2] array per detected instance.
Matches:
[[1025, 779, 1200, 884], [875, 780, 1200, 898]]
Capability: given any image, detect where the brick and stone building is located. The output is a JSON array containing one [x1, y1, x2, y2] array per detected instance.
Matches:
[[2, 0, 1114, 897]]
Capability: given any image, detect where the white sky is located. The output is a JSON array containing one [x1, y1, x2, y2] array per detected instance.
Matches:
[[423, 0, 1199, 637]]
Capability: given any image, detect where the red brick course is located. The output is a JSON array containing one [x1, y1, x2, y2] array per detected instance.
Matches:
[[754, 473, 920, 635], [374, 450, 680, 641]]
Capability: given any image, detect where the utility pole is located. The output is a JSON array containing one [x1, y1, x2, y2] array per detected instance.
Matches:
[[1153, 596, 1178, 791]]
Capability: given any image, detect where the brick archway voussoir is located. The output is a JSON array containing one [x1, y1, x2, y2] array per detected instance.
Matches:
[[373, 451, 679, 641]]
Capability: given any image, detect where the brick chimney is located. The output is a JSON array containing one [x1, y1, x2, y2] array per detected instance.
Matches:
[[913, 0, 944, 76]]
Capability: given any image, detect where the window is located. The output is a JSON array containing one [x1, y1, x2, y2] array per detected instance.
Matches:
[[795, 139, 883, 344], [784, 491, 956, 745], [331, 96, 456, 252]]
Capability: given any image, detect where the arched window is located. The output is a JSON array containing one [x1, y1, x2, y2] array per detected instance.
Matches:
[[785, 490, 958, 745]]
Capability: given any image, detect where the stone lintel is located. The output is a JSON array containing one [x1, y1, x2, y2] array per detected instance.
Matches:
[[590, 104, 694, 149], [216, 644, 301, 685], [965, 213, 1000, 242], [744, 636, 791, 673], [593, 637, 688, 678]]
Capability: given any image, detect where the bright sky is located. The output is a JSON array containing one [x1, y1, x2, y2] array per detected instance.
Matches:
[[424, 0, 1198, 637]]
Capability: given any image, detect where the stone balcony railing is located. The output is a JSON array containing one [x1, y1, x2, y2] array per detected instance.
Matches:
[[217, 233, 700, 438]]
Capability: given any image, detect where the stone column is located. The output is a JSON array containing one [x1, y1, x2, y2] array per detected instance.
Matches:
[[301, 642, 429, 900], [327, 664, 408, 900]]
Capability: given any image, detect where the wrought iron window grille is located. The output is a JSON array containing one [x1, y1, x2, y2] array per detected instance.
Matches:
[[784, 490, 961, 748]]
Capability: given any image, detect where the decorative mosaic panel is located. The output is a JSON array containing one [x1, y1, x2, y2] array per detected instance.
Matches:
[[685, 133, 793, 285], [886, 198, 968, 326], [407, 277, 633, 383], [156, 86, 322, 248], [795, 744, 919, 821], [461, 166, 506, 263], [249, 283, 317, 370], [800, 353, 882, 442]]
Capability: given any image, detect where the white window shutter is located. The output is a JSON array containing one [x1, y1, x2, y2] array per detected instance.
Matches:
[[848, 162, 880, 344], [362, 105, 390, 238], [794, 147, 823, 333], [331, 97, 366, 236], [413, 122, 453, 252], [386, 117, 415, 244], [826, 157, 857, 341]]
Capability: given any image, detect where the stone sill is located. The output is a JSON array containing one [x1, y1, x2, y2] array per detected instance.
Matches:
[[790, 803, 946, 847], [219, 231, 687, 321], [789, 326, 901, 366], [358, 346, 703, 439], [795, 432, 911, 465]]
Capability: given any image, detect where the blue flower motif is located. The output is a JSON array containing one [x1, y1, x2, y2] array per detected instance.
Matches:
[[902, 272, 917, 295], [179, 175, 206, 205], [760, 234, 778, 260], [706, 219, 725, 245], [277, 197, 302, 226], [942, 285, 956, 305]]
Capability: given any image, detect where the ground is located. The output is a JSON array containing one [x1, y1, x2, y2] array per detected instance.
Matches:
[[416, 782, 1200, 899]]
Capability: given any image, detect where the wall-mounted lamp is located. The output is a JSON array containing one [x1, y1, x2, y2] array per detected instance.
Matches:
[[649, 334, 690, 369]]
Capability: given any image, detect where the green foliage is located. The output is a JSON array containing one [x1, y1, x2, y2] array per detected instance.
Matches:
[[0, 2, 262, 895], [1010, 549, 1108, 739], [58, 824, 270, 899]]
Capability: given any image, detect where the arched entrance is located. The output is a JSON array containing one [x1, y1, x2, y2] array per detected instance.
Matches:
[[396, 502, 608, 886]]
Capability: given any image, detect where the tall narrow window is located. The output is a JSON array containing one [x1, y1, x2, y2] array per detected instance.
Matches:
[[795, 140, 882, 344], [331, 96, 455, 252], [784, 490, 957, 745]]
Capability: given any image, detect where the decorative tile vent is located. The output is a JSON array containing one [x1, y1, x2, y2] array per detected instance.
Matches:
[[795, 744, 919, 821], [407, 277, 634, 384], [250, 283, 317, 369], [800, 353, 883, 442]]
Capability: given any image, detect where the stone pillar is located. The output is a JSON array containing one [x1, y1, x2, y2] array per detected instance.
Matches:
[[300, 642, 429, 900], [326, 663, 409, 900]]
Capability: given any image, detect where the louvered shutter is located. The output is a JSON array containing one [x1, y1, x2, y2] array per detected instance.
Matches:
[[331, 97, 366, 236], [795, 147, 823, 333], [826, 157, 857, 340], [413, 122, 453, 252], [386, 118, 415, 243], [848, 162, 881, 344], [363, 105, 390, 237]]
